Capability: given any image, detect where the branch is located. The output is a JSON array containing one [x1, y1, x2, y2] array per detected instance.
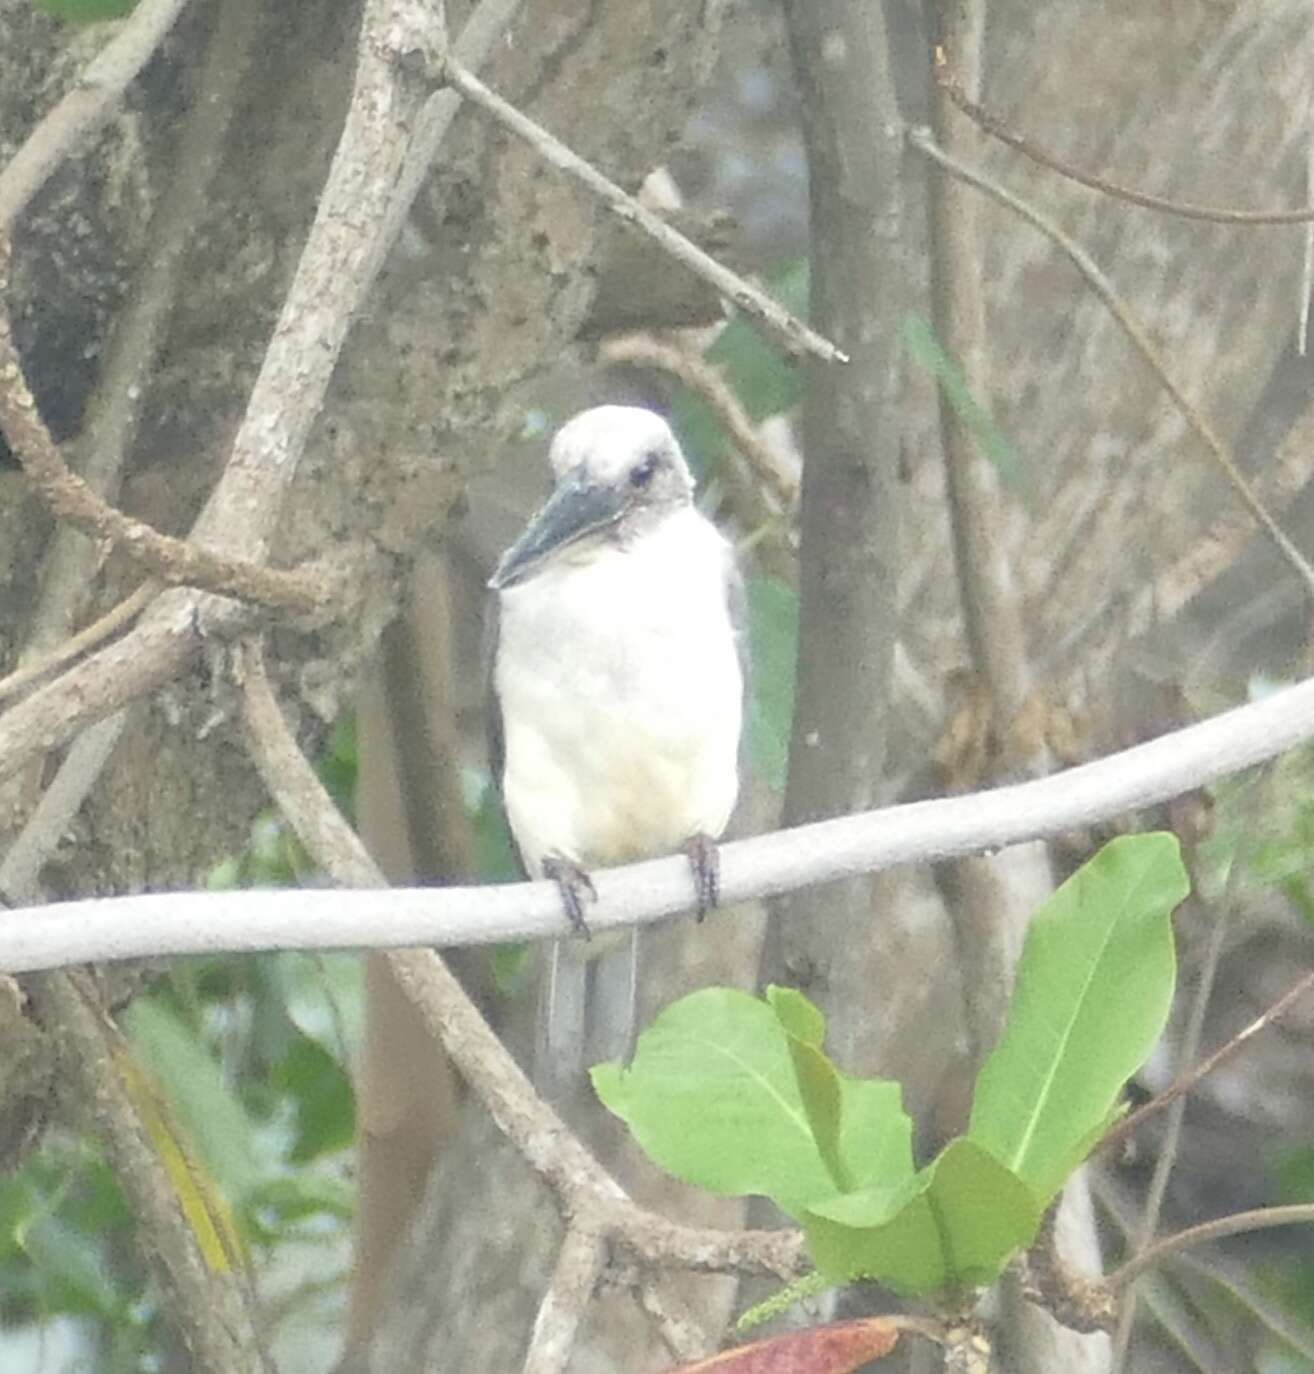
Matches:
[[1107, 1205, 1314, 1291], [0, 0, 194, 232], [0, 0, 523, 789], [26, 971, 253, 1372], [626, 1273, 714, 1363], [0, 235, 328, 616], [0, 586, 250, 793], [9, 669, 1314, 967], [439, 57, 848, 365], [0, 0, 265, 907], [1110, 849, 1240, 1369], [0, 710, 129, 902], [22, 0, 262, 666], [0, 583, 155, 707], [927, 3, 1035, 743], [1098, 966, 1314, 1157], [522, 1224, 604, 1374], [935, 60, 1314, 225], [596, 334, 798, 514], [908, 126, 1314, 606], [596, 333, 797, 577]]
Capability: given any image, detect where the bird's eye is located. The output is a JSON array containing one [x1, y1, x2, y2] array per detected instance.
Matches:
[[630, 451, 662, 489]]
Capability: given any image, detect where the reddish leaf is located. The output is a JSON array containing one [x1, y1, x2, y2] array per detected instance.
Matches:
[[663, 1318, 901, 1373]]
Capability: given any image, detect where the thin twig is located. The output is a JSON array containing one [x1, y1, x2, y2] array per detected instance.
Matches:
[[1099, 967, 1314, 1157], [597, 333, 797, 577], [440, 57, 848, 365], [597, 334, 798, 513], [0, 0, 194, 231], [0, 237, 326, 615], [24, 0, 262, 663], [1111, 848, 1242, 1369], [0, 0, 524, 802], [0, 582, 155, 706], [1107, 1204, 1314, 1291], [522, 1225, 605, 1374], [909, 126, 1314, 605], [628, 1274, 713, 1363], [0, 710, 130, 902], [936, 65, 1314, 226], [0, 0, 265, 910], [0, 586, 249, 795], [928, 5, 1035, 743], [13, 668, 1314, 968]]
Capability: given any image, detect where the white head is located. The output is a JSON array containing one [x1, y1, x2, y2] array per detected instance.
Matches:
[[490, 406, 695, 590]]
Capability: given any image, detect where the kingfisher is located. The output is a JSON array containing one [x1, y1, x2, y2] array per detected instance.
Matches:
[[488, 405, 745, 1098]]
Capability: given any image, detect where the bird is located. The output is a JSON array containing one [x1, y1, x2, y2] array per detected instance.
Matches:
[[487, 405, 745, 1100]]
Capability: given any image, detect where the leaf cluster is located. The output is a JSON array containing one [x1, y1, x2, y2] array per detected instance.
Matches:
[[596, 833, 1186, 1298]]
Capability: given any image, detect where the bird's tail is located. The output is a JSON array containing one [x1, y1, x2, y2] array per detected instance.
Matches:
[[534, 928, 639, 1103]]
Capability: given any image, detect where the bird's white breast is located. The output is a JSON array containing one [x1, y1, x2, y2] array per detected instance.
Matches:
[[495, 507, 743, 875]]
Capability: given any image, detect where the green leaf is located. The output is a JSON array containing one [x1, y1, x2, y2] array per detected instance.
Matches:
[[593, 988, 910, 1218], [745, 576, 798, 790], [35, 0, 139, 20], [317, 711, 358, 817], [968, 832, 1185, 1202], [769, 988, 849, 1192], [271, 1032, 355, 1164], [766, 985, 825, 1045], [489, 940, 534, 995], [804, 1138, 1040, 1296], [671, 259, 804, 494], [19, 1215, 120, 1316], [901, 314, 1025, 496], [463, 767, 521, 881], [246, 1174, 355, 1235], [125, 1000, 263, 1201]]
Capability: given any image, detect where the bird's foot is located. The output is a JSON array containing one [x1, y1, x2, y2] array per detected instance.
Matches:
[[542, 856, 597, 939], [684, 832, 721, 921]]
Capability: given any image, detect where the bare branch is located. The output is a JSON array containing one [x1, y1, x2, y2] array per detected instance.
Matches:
[[26, 971, 252, 1372], [1107, 1205, 1314, 1291], [238, 641, 382, 890], [909, 126, 1314, 606], [0, 711, 129, 902], [1099, 967, 1314, 1157], [0, 235, 328, 615], [1110, 849, 1242, 1369], [927, 3, 1035, 743], [0, 583, 155, 706], [440, 57, 848, 365], [0, 586, 248, 793], [0, 0, 265, 914], [522, 1225, 604, 1374], [10, 669, 1314, 968], [597, 332, 797, 577], [25, 0, 263, 662], [0, 0, 523, 790], [627, 1275, 714, 1363], [0, 0, 194, 231], [935, 60, 1314, 225]]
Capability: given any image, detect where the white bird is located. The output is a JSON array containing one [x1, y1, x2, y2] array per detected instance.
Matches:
[[488, 405, 745, 1099]]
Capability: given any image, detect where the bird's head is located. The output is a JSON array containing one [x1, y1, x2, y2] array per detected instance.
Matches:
[[489, 406, 695, 590]]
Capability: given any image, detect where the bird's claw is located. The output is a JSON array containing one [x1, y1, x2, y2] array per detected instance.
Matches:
[[542, 856, 597, 939], [684, 832, 720, 921]]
